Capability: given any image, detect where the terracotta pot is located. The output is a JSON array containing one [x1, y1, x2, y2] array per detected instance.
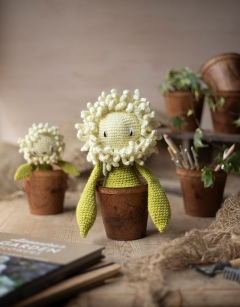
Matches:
[[24, 170, 68, 215], [163, 91, 204, 132], [96, 180, 148, 241], [176, 167, 227, 217], [200, 53, 240, 91], [211, 91, 240, 134]]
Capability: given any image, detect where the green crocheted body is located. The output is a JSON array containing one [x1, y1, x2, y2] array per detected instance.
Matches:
[[76, 162, 171, 237], [104, 164, 141, 187]]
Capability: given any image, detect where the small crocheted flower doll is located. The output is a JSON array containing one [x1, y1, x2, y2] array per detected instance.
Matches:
[[75, 89, 171, 238], [14, 123, 80, 180]]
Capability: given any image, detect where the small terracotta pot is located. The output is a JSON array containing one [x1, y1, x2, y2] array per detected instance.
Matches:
[[176, 167, 227, 217], [210, 91, 240, 134], [200, 53, 240, 91], [163, 91, 204, 132], [24, 170, 68, 215], [96, 180, 148, 241]]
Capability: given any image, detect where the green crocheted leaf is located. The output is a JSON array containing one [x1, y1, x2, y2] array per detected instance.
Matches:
[[76, 162, 103, 237], [56, 160, 80, 176], [169, 116, 186, 132], [14, 163, 34, 180], [136, 163, 171, 233]]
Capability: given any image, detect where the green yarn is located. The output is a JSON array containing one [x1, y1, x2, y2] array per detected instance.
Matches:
[[76, 161, 170, 237], [56, 160, 80, 176], [14, 160, 79, 180], [38, 164, 52, 171], [14, 163, 34, 180], [136, 163, 171, 233], [104, 164, 141, 188], [76, 162, 103, 238]]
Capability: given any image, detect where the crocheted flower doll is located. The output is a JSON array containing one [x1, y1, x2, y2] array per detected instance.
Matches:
[[75, 89, 171, 238], [14, 123, 80, 180]]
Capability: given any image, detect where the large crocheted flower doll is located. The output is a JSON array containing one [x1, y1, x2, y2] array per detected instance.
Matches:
[[14, 123, 79, 180], [75, 89, 171, 238]]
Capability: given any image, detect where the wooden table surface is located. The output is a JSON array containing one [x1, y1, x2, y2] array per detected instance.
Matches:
[[1, 185, 240, 307]]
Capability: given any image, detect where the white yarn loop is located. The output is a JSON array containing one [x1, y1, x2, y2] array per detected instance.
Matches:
[[18, 123, 65, 165], [75, 89, 161, 172]]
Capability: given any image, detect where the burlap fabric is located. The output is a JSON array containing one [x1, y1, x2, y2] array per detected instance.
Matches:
[[158, 192, 240, 268], [0, 142, 25, 200], [123, 192, 240, 278]]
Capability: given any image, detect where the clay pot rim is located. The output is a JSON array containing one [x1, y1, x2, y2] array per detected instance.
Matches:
[[163, 91, 196, 97], [200, 52, 240, 76], [176, 167, 227, 179], [163, 91, 205, 101], [97, 180, 148, 195], [215, 91, 240, 96], [28, 169, 67, 179]]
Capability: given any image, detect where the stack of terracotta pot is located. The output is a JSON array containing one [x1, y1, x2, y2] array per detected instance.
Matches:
[[200, 52, 240, 134]]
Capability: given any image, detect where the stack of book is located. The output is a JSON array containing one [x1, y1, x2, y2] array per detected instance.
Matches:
[[0, 232, 120, 307]]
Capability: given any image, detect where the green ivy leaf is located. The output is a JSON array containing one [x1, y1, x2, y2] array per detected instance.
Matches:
[[159, 67, 207, 97], [187, 109, 194, 116], [207, 96, 225, 111], [201, 166, 215, 188], [233, 117, 240, 127], [216, 152, 224, 165], [226, 152, 240, 174], [169, 116, 186, 132], [221, 163, 233, 175], [193, 128, 208, 149], [56, 160, 80, 176], [218, 97, 225, 107], [207, 97, 217, 111]]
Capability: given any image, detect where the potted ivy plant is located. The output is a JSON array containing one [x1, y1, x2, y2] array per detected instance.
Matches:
[[14, 123, 80, 215], [165, 128, 240, 217], [159, 67, 223, 132]]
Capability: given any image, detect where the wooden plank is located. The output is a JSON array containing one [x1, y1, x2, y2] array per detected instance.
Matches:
[[1, 191, 240, 306], [159, 128, 240, 143]]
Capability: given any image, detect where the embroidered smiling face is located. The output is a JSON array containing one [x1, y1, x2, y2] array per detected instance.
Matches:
[[75, 89, 161, 173], [18, 123, 65, 165], [32, 135, 55, 157], [98, 112, 141, 149]]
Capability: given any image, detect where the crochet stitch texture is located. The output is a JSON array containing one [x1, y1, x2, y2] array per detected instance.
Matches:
[[75, 89, 160, 174], [14, 123, 80, 180], [18, 123, 65, 165], [76, 89, 171, 237]]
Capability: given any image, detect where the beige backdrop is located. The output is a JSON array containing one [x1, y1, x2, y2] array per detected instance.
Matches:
[[0, 0, 240, 143]]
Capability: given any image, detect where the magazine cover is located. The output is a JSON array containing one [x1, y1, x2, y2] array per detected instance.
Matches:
[[0, 232, 104, 306]]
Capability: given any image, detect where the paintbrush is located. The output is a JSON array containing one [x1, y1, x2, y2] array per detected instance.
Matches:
[[163, 134, 180, 155], [164, 134, 186, 168]]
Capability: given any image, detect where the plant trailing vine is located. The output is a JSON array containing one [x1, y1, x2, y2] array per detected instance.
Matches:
[[192, 128, 240, 187]]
